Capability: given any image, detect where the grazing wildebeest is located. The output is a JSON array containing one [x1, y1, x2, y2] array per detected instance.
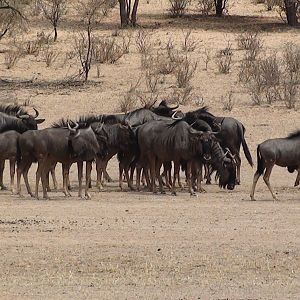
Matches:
[[17, 123, 101, 199], [250, 130, 300, 201], [177, 106, 253, 184], [0, 131, 20, 192], [137, 119, 215, 195]]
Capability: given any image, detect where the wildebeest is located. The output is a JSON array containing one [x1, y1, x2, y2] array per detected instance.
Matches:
[[137, 119, 216, 195], [176, 106, 253, 184], [0, 104, 45, 133], [17, 123, 101, 199], [250, 130, 300, 201], [0, 131, 20, 193]]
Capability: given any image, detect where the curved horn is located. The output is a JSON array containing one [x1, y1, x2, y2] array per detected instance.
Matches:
[[67, 121, 76, 134], [168, 104, 179, 110], [33, 108, 39, 118], [171, 112, 182, 120], [16, 109, 29, 119]]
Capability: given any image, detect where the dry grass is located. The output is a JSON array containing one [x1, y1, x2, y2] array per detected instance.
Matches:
[[216, 42, 233, 74]]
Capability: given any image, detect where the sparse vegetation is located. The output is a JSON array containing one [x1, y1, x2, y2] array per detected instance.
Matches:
[[181, 30, 197, 52], [197, 0, 215, 15], [168, 0, 190, 17], [175, 56, 198, 88], [135, 29, 152, 54], [216, 42, 233, 74], [41, 46, 59, 67], [4, 50, 21, 69]]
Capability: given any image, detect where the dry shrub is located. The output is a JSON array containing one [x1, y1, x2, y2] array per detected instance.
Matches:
[[181, 30, 197, 52], [222, 91, 235, 111], [168, 0, 190, 17], [203, 48, 211, 70], [216, 43, 233, 74], [237, 31, 263, 61], [5, 50, 21, 69], [165, 86, 204, 106], [23, 31, 52, 56], [41, 46, 59, 67], [175, 56, 198, 88], [198, 0, 214, 15], [121, 31, 132, 54], [135, 29, 152, 54], [239, 59, 256, 82], [93, 37, 124, 64], [119, 80, 141, 112], [244, 44, 300, 108]]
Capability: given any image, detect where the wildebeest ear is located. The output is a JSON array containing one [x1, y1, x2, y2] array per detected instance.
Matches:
[[35, 118, 45, 124]]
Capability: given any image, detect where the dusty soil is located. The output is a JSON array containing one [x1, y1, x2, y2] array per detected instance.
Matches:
[[0, 0, 299, 299]]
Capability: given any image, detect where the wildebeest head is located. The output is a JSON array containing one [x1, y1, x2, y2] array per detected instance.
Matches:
[[151, 100, 179, 117], [68, 122, 100, 161], [218, 148, 237, 190], [17, 108, 45, 130]]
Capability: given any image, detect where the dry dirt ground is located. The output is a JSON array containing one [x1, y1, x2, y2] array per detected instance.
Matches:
[[0, 0, 299, 299]]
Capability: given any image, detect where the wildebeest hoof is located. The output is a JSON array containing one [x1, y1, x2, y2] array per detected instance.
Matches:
[[160, 191, 166, 194], [171, 191, 177, 196], [294, 181, 299, 187], [206, 181, 211, 185], [199, 188, 206, 193], [0, 185, 7, 190], [250, 195, 256, 201], [190, 192, 197, 197]]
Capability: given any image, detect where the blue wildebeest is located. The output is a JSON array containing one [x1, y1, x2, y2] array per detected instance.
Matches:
[[180, 106, 253, 184], [17, 122, 102, 199], [250, 130, 300, 201]]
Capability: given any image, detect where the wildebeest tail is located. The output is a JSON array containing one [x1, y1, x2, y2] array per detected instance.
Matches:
[[256, 145, 265, 176], [239, 124, 253, 167]]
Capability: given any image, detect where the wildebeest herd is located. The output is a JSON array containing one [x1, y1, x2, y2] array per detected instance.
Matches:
[[0, 102, 298, 201]]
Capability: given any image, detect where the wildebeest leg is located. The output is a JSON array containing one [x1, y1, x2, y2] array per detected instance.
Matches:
[[149, 157, 157, 193], [85, 161, 92, 199], [9, 159, 16, 194], [250, 169, 262, 201], [23, 162, 33, 197], [263, 164, 278, 200], [235, 155, 241, 185], [104, 170, 113, 182], [96, 158, 103, 191], [205, 164, 212, 184], [50, 163, 58, 191], [156, 161, 164, 194], [294, 168, 300, 187], [186, 161, 196, 196], [196, 162, 206, 193], [77, 161, 83, 198], [119, 162, 124, 191], [35, 161, 43, 200], [0, 159, 7, 190], [62, 163, 71, 197], [171, 161, 180, 196], [41, 160, 53, 200]]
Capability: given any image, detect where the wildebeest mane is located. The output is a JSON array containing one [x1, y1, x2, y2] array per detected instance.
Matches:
[[51, 118, 88, 129], [287, 130, 300, 139], [0, 104, 28, 116]]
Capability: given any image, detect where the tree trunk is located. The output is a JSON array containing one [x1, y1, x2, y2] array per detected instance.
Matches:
[[119, 0, 128, 27], [215, 0, 224, 17], [284, 0, 298, 26], [54, 26, 57, 42], [131, 0, 139, 26]]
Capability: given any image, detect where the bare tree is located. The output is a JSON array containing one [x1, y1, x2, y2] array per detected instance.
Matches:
[[283, 0, 299, 26], [40, 0, 67, 42], [0, 0, 27, 40], [118, 0, 140, 27], [214, 0, 228, 16], [75, 0, 113, 81]]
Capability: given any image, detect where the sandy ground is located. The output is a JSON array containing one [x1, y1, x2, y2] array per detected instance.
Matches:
[[0, 0, 299, 299]]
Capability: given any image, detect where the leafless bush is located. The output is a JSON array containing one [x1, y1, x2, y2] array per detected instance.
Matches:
[[140, 53, 155, 70], [119, 80, 141, 112], [121, 31, 132, 54], [93, 37, 124, 64], [198, 0, 214, 15], [24, 40, 42, 56], [175, 56, 198, 88], [153, 49, 181, 75], [168, 0, 190, 17], [203, 48, 211, 70], [181, 30, 197, 52], [135, 29, 152, 54], [237, 31, 263, 61], [222, 91, 235, 111], [216, 43, 233, 74], [145, 70, 161, 94], [239, 59, 256, 82], [4, 50, 21, 69], [41, 46, 59, 67]]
